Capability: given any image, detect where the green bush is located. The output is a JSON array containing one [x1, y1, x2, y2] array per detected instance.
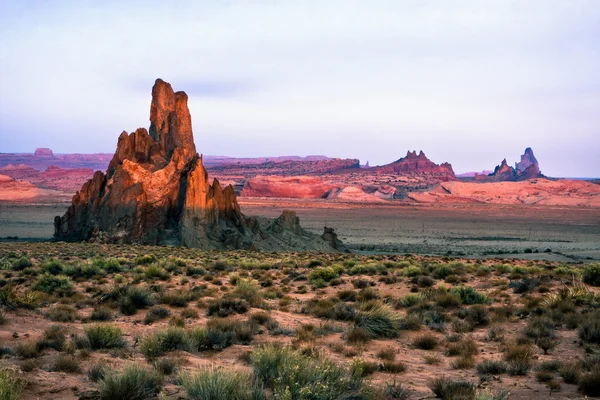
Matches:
[[11, 257, 32, 271], [97, 364, 161, 400], [0, 368, 26, 400], [578, 313, 600, 344], [308, 267, 339, 283], [32, 273, 72, 294], [428, 376, 476, 400], [140, 327, 190, 360], [41, 259, 64, 275], [179, 368, 265, 400], [232, 279, 262, 307], [207, 297, 249, 317], [450, 286, 490, 305], [477, 359, 508, 376], [51, 355, 81, 373], [354, 301, 401, 338], [85, 324, 124, 349], [582, 264, 600, 286], [251, 345, 374, 399], [579, 368, 600, 397], [144, 306, 170, 324]]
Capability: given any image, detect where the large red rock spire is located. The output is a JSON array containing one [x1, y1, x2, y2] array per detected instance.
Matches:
[[54, 79, 342, 251]]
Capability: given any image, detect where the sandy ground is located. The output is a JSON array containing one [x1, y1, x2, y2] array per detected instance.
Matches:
[[1, 199, 599, 261]]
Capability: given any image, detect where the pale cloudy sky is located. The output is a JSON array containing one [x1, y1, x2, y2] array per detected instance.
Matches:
[[0, 0, 599, 176]]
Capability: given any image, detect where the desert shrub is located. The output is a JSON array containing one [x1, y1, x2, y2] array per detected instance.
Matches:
[[153, 356, 181, 375], [504, 343, 535, 376], [0, 368, 26, 400], [432, 264, 454, 279], [452, 355, 475, 369], [85, 324, 124, 349], [88, 363, 108, 382], [90, 306, 113, 321], [117, 286, 152, 315], [38, 325, 67, 351], [97, 364, 162, 400], [180, 368, 265, 400], [51, 355, 81, 373], [47, 304, 78, 322], [337, 289, 357, 302], [181, 308, 199, 319], [477, 359, 508, 376], [582, 264, 600, 286], [403, 265, 422, 277], [357, 287, 379, 301], [232, 279, 262, 307], [333, 302, 356, 321], [249, 311, 271, 325], [207, 297, 249, 317], [135, 254, 156, 265], [350, 358, 379, 377], [144, 306, 171, 324], [445, 338, 478, 357], [450, 286, 490, 305], [385, 381, 411, 400], [33, 273, 72, 294], [308, 267, 339, 283], [509, 278, 541, 294], [140, 327, 189, 360], [578, 313, 600, 344], [0, 311, 5, 325], [303, 298, 335, 319], [41, 259, 64, 275], [11, 257, 32, 271], [188, 319, 256, 351], [579, 368, 600, 396], [459, 304, 490, 328], [345, 326, 371, 344], [536, 336, 558, 354], [559, 361, 580, 384], [15, 341, 40, 359], [524, 317, 555, 340], [161, 290, 189, 307], [401, 294, 422, 308], [143, 263, 169, 280], [251, 345, 373, 399], [413, 333, 438, 350], [428, 376, 476, 400], [435, 293, 462, 308], [354, 301, 401, 338], [399, 314, 422, 330]]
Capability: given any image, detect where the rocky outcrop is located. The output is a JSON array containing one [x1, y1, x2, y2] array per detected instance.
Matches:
[[34, 148, 54, 157], [54, 79, 343, 252], [240, 176, 335, 198], [475, 148, 544, 182], [374, 151, 456, 180]]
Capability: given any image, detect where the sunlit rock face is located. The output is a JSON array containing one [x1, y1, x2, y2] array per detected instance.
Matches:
[[475, 148, 544, 182], [54, 79, 344, 251], [373, 150, 456, 180]]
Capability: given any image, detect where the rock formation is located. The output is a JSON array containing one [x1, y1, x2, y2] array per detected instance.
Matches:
[[34, 148, 54, 157], [374, 151, 456, 180], [475, 148, 544, 182], [54, 79, 344, 251], [240, 176, 335, 198]]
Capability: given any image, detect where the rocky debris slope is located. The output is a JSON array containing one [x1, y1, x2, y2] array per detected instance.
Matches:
[[54, 79, 344, 251], [476, 148, 544, 182]]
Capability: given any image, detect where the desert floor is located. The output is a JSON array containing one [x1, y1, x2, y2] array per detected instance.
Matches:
[[2, 199, 599, 262]]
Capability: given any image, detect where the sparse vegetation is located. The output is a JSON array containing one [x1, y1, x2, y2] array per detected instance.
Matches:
[[0, 242, 599, 398]]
